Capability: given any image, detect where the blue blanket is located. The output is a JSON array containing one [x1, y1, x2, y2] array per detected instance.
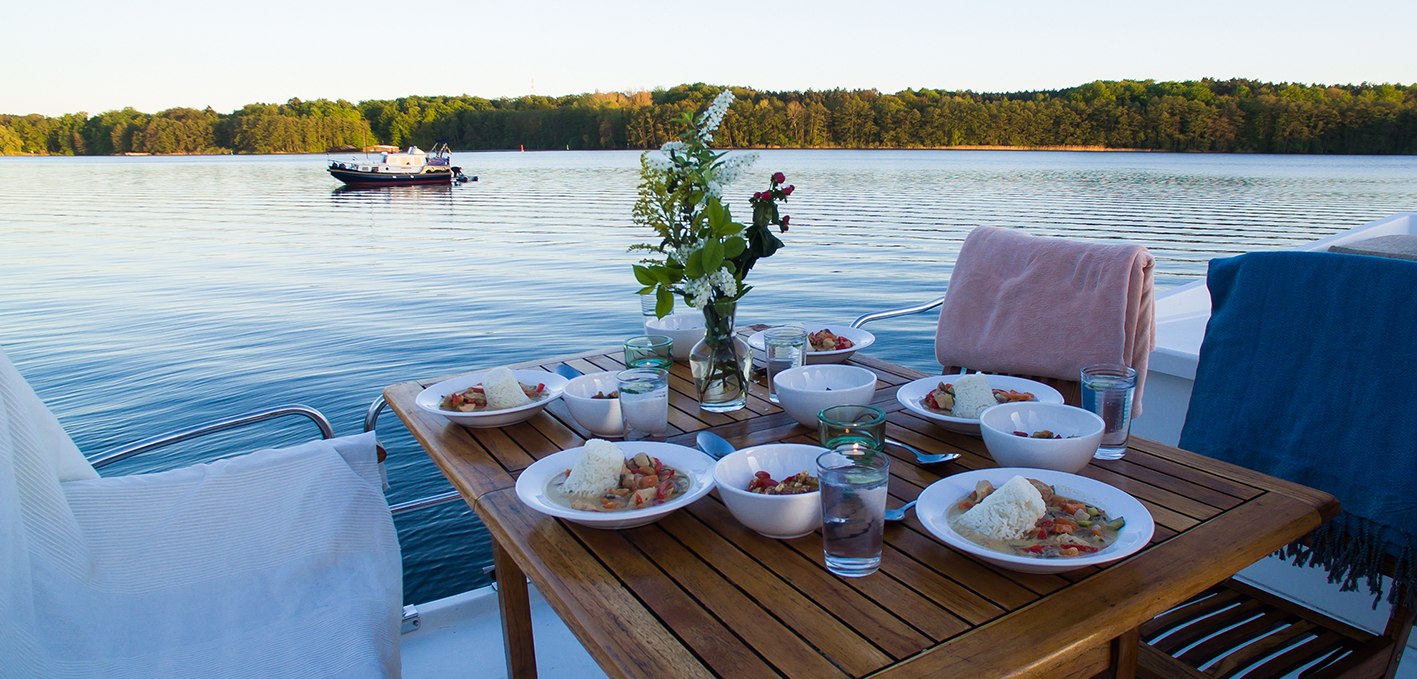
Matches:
[[1181, 251, 1417, 608]]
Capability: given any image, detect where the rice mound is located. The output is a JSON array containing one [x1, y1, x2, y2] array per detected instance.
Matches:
[[483, 367, 532, 410], [561, 439, 624, 497], [951, 373, 996, 419], [956, 475, 1046, 540]]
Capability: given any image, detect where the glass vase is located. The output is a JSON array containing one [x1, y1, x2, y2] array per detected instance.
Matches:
[[689, 298, 751, 412]]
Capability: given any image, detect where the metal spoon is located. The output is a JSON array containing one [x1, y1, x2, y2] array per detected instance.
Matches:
[[554, 364, 584, 380], [884, 499, 917, 522], [884, 437, 959, 465], [696, 431, 737, 460]]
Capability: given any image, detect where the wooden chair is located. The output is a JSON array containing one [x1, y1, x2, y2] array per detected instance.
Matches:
[[1136, 251, 1417, 679]]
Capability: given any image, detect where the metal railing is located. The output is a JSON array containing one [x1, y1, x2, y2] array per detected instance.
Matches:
[[88, 404, 333, 469], [850, 294, 947, 329]]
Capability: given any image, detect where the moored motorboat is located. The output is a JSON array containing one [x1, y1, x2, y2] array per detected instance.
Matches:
[[327, 142, 474, 187]]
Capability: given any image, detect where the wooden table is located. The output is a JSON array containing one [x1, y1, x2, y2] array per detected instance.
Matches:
[[383, 349, 1338, 679]]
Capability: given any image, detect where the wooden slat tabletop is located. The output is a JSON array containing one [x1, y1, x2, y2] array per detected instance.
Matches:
[[383, 349, 1339, 679]]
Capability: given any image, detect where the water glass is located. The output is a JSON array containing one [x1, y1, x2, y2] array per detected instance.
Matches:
[[763, 325, 807, 404], [1080, 364, 1137, 460], [623, 335, 673, 370], [639, 292, 660, 319], [818, 405, 887, 450], [818, 444, 890, 577], [616, 368, 669, 441]]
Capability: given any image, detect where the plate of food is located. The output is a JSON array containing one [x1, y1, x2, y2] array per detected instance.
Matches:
[[748, 325, 875, 364], [915, 468, 1154, 574], [896, 373, 1064, 435], [415, 367, 569, 428], [515, 439, 718, 529]]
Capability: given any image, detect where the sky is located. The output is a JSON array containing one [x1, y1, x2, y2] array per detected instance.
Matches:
[[5, 0, 1416, 117]]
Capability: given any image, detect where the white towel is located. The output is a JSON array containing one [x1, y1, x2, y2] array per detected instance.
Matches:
[[1, 349, 402, 678]]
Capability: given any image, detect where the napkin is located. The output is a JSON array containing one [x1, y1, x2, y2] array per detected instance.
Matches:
[[934, 226, 1155, 415]]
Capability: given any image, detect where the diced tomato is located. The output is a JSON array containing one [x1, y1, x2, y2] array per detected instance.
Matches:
[[1036, 529, 1049, 539], [656, 479, 673, 501], [1022, 545, 1046, 553]]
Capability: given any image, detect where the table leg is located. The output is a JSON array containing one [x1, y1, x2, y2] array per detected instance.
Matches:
[[1109, 627, 1140, 678], [495, 541, 538, 679]]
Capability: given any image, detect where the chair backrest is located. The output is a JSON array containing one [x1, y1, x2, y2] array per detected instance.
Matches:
[[1, 349, 402, 678], [934, 226, 1154, 412], [1180, 251, 1417, 607]]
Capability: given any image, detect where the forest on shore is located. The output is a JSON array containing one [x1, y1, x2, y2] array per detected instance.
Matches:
[[2, 79, 1414, 156]]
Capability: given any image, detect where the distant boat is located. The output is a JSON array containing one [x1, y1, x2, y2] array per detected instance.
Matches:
[[327, 142, 475, 187]]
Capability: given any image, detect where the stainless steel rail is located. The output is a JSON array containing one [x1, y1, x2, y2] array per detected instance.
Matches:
[[87, 404, 334, 469], [850, 294, 947, 328], [364, 394, 463, 516]]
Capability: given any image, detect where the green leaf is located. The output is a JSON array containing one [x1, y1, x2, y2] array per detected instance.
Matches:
[[701, 238, 724, 272], [685, 249, 704, 279], [655, 287, 674, 317], [632, 264, 657, 286], [723, 236, 746, 257]]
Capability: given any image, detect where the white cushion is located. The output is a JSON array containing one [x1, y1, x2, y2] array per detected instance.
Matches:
[[1, 426, 402, 678]]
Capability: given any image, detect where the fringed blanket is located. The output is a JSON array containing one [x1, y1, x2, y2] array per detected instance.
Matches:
[[1181, 251, 1417, 609]]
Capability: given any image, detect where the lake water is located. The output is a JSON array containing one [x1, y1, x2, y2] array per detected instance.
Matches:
[[2, 149, 1414, 603]]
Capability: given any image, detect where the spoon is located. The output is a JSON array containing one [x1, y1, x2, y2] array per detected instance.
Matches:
[[554, 364, 584, 380], [884, 499, 918, 522], [696, 431, 737, 460], [884, 437, 960, 465]]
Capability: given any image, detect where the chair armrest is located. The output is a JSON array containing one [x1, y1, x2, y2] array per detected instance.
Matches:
[[850, 295, 946, 329], [86, 404, 333, 470], [364, 393, 465, 516]]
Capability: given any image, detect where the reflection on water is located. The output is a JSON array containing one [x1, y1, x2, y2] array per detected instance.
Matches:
[[1, 149, 1414, 603]]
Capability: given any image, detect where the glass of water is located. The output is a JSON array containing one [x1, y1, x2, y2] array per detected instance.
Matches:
[[616, 368, 669, 441], [623, 335, 673, 370], [763, 325, 807, 403], [1080, 364, 1137, 460], [817, 443, 890, 577]]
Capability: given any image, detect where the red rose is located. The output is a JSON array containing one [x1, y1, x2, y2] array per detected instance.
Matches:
[[781, 215, 791, 227], [752, 192, 763, 201], [783, 185, 795, 196], [772, 172, 786, 184]]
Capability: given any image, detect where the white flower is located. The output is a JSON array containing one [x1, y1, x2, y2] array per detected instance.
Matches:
[[696, 90, 735, 138], [660, 140, 686, 156], [710, 269, 737, 297], [644, 153, 672, 171], [711, 152, 758, 186]]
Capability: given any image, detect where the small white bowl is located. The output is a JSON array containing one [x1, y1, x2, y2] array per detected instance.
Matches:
[[773, 365, 878, 428], [978, 402, 1105, 473], [713, 443, 824, 539], [416, 369, 568, 428], [562, 371, 624, 437], [643, 312, 704, 361], [749, 325, 876, 365]]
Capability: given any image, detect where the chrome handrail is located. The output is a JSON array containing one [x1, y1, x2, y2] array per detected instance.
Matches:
[[87, 404, 334, 469], [850, 294, 947, 328], [364, 394, 464, 516]]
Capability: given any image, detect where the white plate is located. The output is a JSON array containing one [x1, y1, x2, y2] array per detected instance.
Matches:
[[748, 325, 875, 364], [416, 369, 568, 428], [916, 467, 1155, 574], [515, 442, 718, 529], [896, 374, 1064, 435]]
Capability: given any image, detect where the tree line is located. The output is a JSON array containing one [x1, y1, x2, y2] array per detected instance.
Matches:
[[3, 79, 1414, 156]]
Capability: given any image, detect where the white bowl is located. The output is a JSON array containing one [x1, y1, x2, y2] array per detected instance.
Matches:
[[978, 402, 1105, 473], [562, 371, 624, 438], [915, 467, 1155, 574], [896, 374, 1065, 436], [713, 443, 824, 539], [416, 369, 568, 428], [749, 325, 876, 365], [515, 442, 717, 529], [772, 365, 878, 428], [643, 312, 704, 361]]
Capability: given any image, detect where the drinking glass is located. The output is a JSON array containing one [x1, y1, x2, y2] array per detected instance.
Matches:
[[818, 405, 887, 450], [639, 292, 660, 319], [616, 368, 669, 441], [763, 325, 807, 404], [623, 335, 673, 370], [1080, 364, 1137, 460], [817, 444, 890, 577]]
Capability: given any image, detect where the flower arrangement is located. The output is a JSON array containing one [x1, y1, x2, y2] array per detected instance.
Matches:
[[631, 90, 794, 317], [630, 89, 796, 411]]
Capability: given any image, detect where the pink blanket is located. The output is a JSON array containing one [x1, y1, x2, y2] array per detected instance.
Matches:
[[934, 226, 1155, 415]]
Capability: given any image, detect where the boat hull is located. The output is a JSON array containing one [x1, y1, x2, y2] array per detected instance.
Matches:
[[328, 167, 459, 187]]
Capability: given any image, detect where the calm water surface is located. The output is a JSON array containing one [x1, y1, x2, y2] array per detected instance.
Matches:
[[2, 149, 1414, 603]]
